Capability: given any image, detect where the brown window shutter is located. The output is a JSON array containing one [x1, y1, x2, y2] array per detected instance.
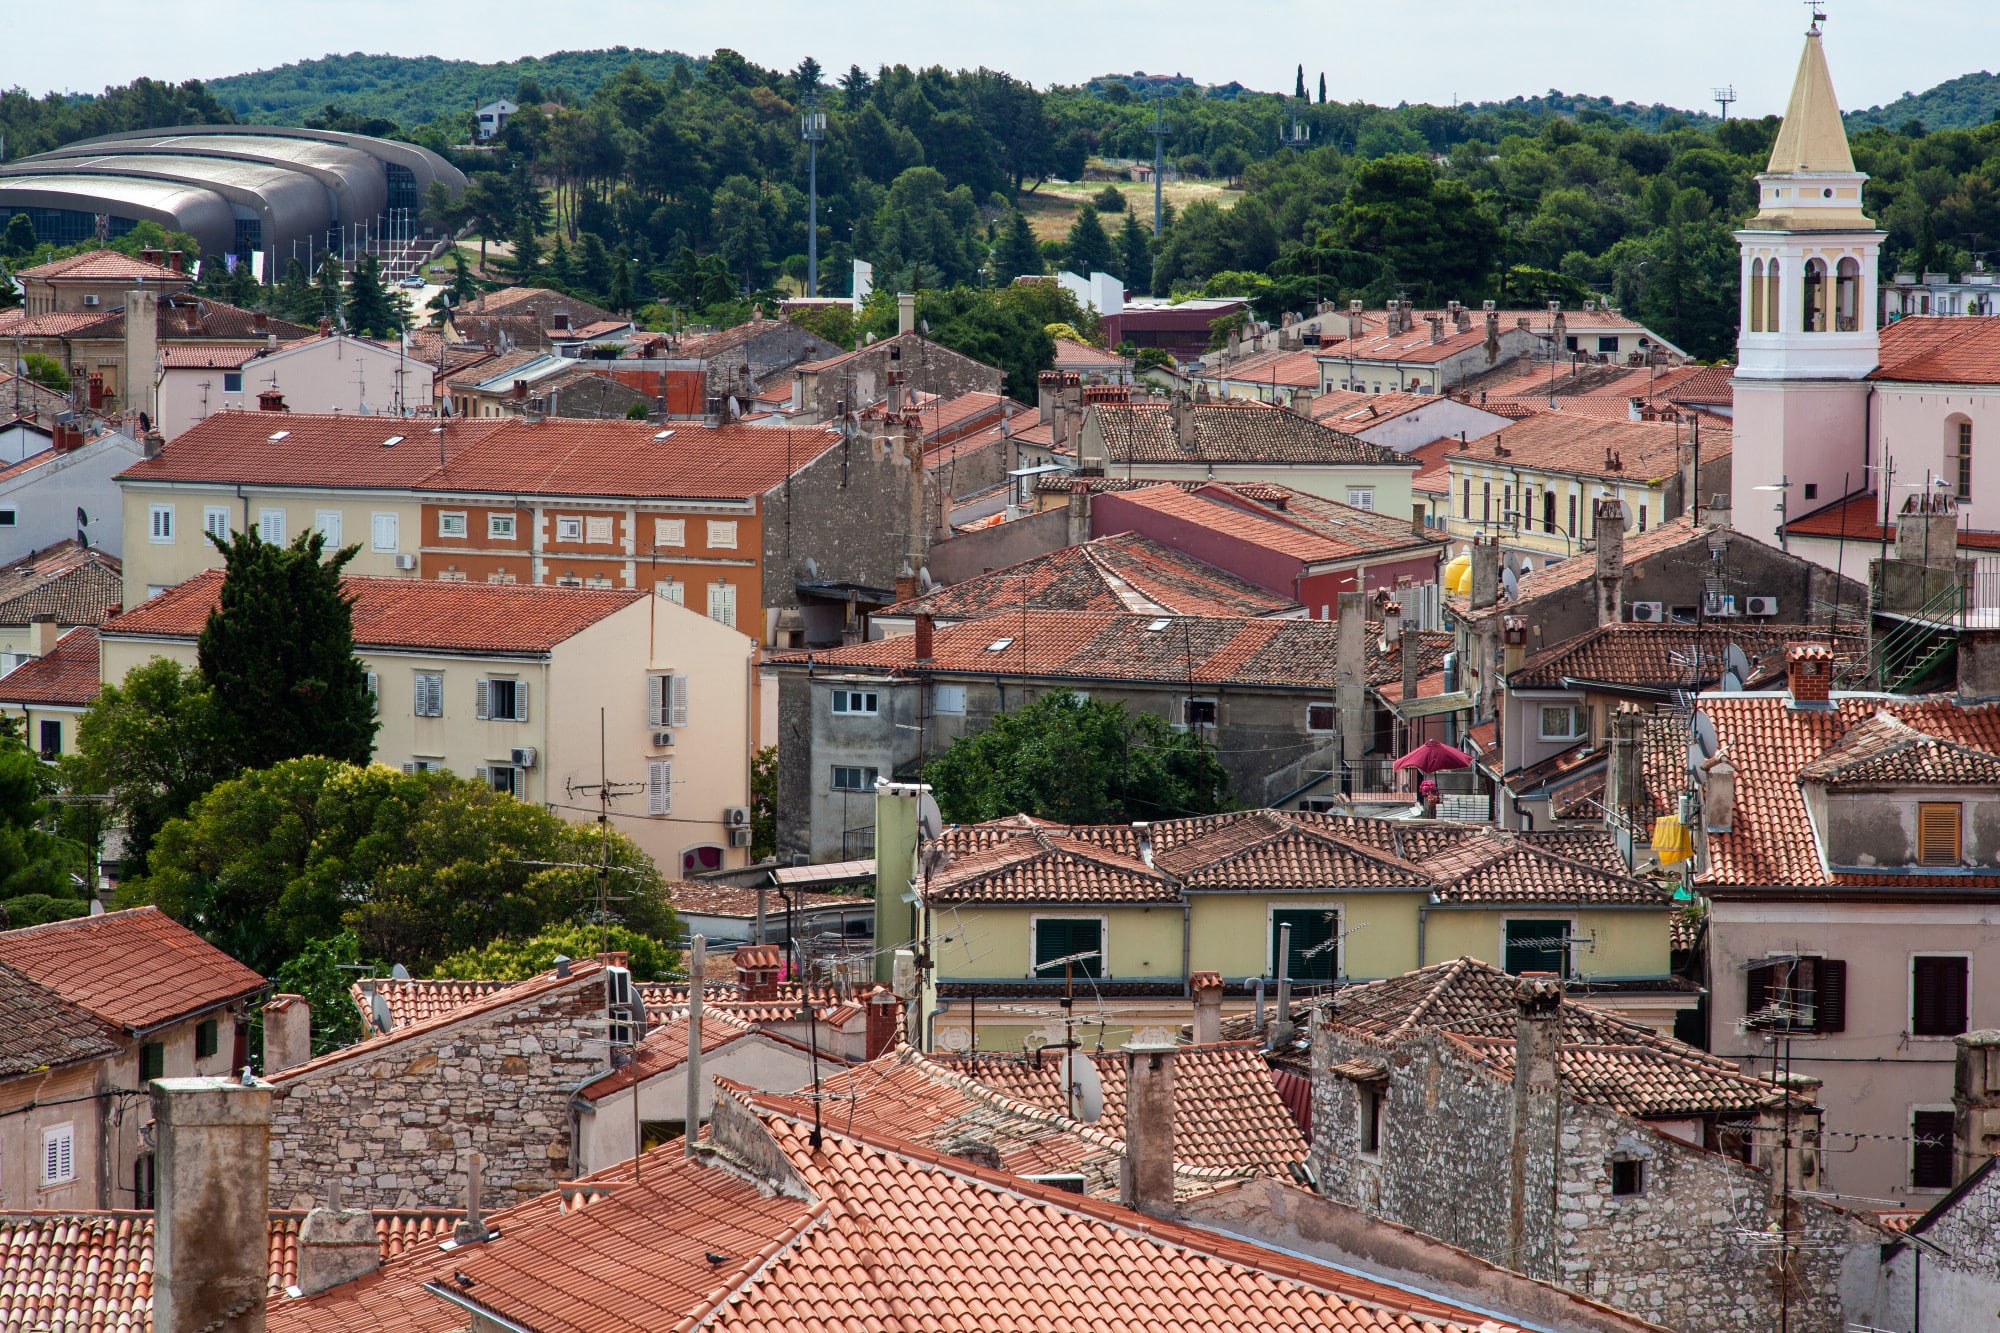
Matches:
[[1914, 956, 1970, 1037], [1746, 962, 1774, 1023], [1814, 959, 1846, 1033], [1918, 803, 1962, 866]]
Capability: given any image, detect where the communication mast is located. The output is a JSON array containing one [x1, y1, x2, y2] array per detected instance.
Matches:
[[800, 90, 827, 297], [1713, 85, 1737, 120]]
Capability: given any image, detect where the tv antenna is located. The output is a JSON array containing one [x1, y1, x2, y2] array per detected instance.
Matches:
[[1148, 91, 1172, 236], [1713, 86, 1737, 120], [562, 707, 648, 958]]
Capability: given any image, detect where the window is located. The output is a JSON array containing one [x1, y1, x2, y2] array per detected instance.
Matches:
[[371, 513, 399, 551], [479, 764, 522, 797], [489, 512, 517, 540], [1462, 478, 1471, 518], [1182, 698, 1217, 727], [1918, 803, 1962, 866], [0, 508, 14, 527], [656, 580, 685, 605], [41, 1123, 74, 1187], [1749, 258, 1766, 332], [439, 511, 468, 538], [1034, 917, 1103, 978], [403, 757, 446, 774], [585, 575, 614, 589], [557, 516, 583, 542], [682, 845, 725, 876], [204, 506, 231, 541], [1543, 490, 1557, 533], [195, 1019, 218, 1060], [707, 520, 738, 549], [1804, 483, 1818, 501], [257, 509, 285, 544], [37, 720, 60, 759], [1637, 504, 1647, 532], [1345, 488, 1375, 511], [1610, 1158, 1644, 1196], [1538, 703, 1585, 741], [832, 690, 879, 715], [555, 575, 583, 587], [647, 759, 674, 815], [707, 583, 737, 628], [1958, 421, 1974, 501], [488, 571, 516, 584], [1273, 907, 1337, 982], [1745, 956, 1847, 1033], [148, 504, 174, 543], [1306, 703, 1336, 732], [1597, 336, 1620, 355], [1359, 1084, 1383, 1154], [1913, 955, 1969, 1037], [831, 765, 877, 793], [1913, 1109, 1956, 1188], [222, 372, 243, 393], [585, 515, 614, 544], [605, 966, 636, 1046], [315, 510, 342, 545], [476, 677, 528, 722], [1482, 481, 1491, 524], [655, 518, 685, 547], [139, 1041, 165, 1082], [1504, 919, 1570, 977], [412, 671, 444, 718], [647, 673, 690, 729], [934, 684, 967, 714]]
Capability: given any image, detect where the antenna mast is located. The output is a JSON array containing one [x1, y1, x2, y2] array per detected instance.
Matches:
[[1712, 86, 1737, 120], [1149, 92, 1170, 236], [800, 88, 826, 297]]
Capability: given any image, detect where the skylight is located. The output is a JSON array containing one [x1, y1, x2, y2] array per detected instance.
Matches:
[[382, 435, 404, 448], [986, 638, 1014, 652], [654, 430, 675, 441], [1145, 618, 1172, 631], [268, 431, 289, 441]]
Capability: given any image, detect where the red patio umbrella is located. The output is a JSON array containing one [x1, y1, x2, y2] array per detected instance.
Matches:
[[1393, 738, 1472, 774]]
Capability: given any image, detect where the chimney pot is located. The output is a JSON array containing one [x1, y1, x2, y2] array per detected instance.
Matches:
[[252, 311, 268, 333], [1190, 972, 1224, 1045], [865, 987, 899, 1059], [898, 293, 917, 337], [894, 574, 918, 605], [258, 387, 287, 413], [30, 614, 61, 658], [1784, 641, 1835, 707], [166, 250, 185, 273]]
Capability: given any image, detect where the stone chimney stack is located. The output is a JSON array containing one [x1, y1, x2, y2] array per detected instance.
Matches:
[[1592, 499, 1626, 626], [1468, 538, 1500, 611], [1336, 592, 1367, 775], [1755, 1073, 1824, 1205], [1190, 971, 1223, 1044], [1400, 623, 1420, 707], [1606, 704, 1645, 811], [262, 994, 311, 1075], [1169, 390, 1194, 446], [1954, 1029, 2000, 1183], [152, 1076, 271, 1333], [295, 1177, 379, 1296], [1506, 975, 1562, 1273], [898, 293, 917, 337], [1067, 481, 1092, 545], [1701, 754, 1737, 833], [1121, 1044, 1177, 1218], [125, 289, 159, 424], [1288, 385, 1313, 416], [1038, 370, 1061, 425]]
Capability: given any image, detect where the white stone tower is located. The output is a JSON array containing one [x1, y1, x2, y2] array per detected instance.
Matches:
[[1731, 20, 1884, 544]]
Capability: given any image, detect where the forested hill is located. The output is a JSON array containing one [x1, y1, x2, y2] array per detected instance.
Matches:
[[205, 48, 699, 129], [1845, 71, 2000, 132]]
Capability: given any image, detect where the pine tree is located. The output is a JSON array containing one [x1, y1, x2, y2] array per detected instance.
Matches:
[[506, 216, 543, 280], [197, 528, 378, 773], [1118, 212, 1152, 293], [578, 232, 612, 299], [609, 252, 633, 312], [448, 248, 480, 307], [1, 213, 35, 259], [1064, 204, 1115, 275], [344, 254, 397, 337], [993, 209, 1043, 281], [313, 254, 345, 327], [1295, 65, 1306, 99], [274, 258, 313, 322]]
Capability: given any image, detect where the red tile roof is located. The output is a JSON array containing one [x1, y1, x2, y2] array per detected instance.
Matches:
[[1091, 400, 1413, 466], [0, 959, 120, 1076], [159, 344, 266, 369], [1108, 480, 1444, 564], [574, 1012, 757, 1102], [927, 828, 1178, 904], [0, 906, 264, 1032], [1449, 412, 1728, 485], [102, 570, 644, 654], [1203, 347, 1321, 388], [1153, 810, 1432, 890], [352, 977, 513, 1029], [19, 251, 186, 283], [0, 626, 101, 707], [1509, 624, 1867, 691], [1873, 314, 2000, 384], [0, 540, 122, 627], [1333, 320, 1511, 366], [1053, 338, 1135, 370]]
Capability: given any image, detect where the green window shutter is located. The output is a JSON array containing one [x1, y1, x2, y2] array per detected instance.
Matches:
[[1505, 919, 1570, 977], [140, 1041, 165, 1082], [1035, 918, 1102, 978], [1272, 908, 1338, 982]]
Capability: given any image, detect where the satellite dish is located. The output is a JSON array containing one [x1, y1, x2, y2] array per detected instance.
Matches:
[[864, 332, 877, 345], [1691, 710, 1718, 759], [369, 990, 394, 1035], [76, 507, 88, 528], [727, 395, 741, 417], [390, 963, 411, 980], [917, 790, 944, 842], [804, 556, 820, 579], [1685, 740, 1705, 788], [1061, 1047, 1104, 1123], [918, 566, 934, 591], [76, 530, 89, 550], [1718, 669, 1744, 693], [1501, 566, 1520, 600], [1725, 643, 1752, 681]]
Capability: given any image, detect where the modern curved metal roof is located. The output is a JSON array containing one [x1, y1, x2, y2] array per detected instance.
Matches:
[[0, 173, 236, 254], [30, 135, 387, 224]]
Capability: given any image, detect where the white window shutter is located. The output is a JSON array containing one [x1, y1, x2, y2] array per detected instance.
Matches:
[[647, 759, 672, 815], [366, 672, 379, 713], [671, 674, 690, 728], [475, 679, 489, 720], [59, 1129, 72, 1182], [402, 761, 416, 775], [514, 681, 529, 722], [647, 674, 665, 728], [475, 765, 489, 786]]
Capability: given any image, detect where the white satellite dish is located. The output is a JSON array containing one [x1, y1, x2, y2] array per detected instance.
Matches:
[[1718, 669, 1744, 693], [917, 790, 944, 842], [369, 990, 394, 1035], [1501, 566, 1520, 600], [1061, 1047, 1104, 1123], [804, 556, 819, 579], [1725, 643, 1753, 682], [1691, 710, 1718, 759], [390, 963, 411, 980]]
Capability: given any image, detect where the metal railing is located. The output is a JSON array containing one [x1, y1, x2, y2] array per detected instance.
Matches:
[[842, 826, 876, 859]]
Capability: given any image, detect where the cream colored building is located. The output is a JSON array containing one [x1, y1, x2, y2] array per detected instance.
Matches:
[[96, 572, 760, 875], [156, 334, 435, 441]]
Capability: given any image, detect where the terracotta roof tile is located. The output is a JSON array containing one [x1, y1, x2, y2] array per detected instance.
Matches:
[[0, 906, 264, 1032], [101, 569, 642, 655], [0, 540, 122, 627], [926, 829, 1177, 904], [1201, 347, 1321, 388], [1153, 810, 1431, 890], [1872, 314, 2000, 384], [1412, 831, 1670, 906], [1091, 400, 1414, 466], [574, 1012, 757, 1102], [352, 977, 514, 1028], [1449, 413, 1728, 486], [0, 626, 101, 707], [1053, 338, 1135, 370], [670, 880, 862, 918], [1800, 710, 2000, 787], [0, 959, 120, 1076], [1107, 480, 1446, 563], [1510, 623, 1866, 691], [18, 251, 185, 283], [159, 343, 266, 369]]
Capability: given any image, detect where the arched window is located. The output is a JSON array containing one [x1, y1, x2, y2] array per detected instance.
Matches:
[[1749, 258, 1766, 332], [1951, 415, 1974, 501], [1802, 258, 1830, 332], [1765, 260, 1782, 333], [1836, 257, 1861, 332]]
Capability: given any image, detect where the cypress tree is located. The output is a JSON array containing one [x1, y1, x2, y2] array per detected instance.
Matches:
[[198, 529, 378, 773], [993, 209, 1043, 280], [275, 258, 313, 322], [1118, 211, 1152, 293], [1295, 65, 1306, 99], [313, 254, 345, 326], [1319, 73, 1327, 104]]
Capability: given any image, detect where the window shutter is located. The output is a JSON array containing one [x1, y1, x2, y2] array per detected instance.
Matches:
[[647, 674, 665, 728], [366, 672, 379, 713], [402, 761, 417, 775], [1745, 962, 1774, 1022], [1918, 804, 1962, 866], [1915, 957, 1970, 1036], [647, 759, 672, 816], [475, 679, 490, 720], [475, 765, 489, 786], [671, 674, 690, 728], [1815, 959, 1847, 1033], [514, 681, 529, 722], [59, 1129, 71, 1182]]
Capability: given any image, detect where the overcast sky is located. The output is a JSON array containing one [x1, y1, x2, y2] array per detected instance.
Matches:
[[5, 1, 1994, 118]]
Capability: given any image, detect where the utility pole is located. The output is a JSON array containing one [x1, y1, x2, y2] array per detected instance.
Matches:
[[801, 89, 826, 297], [1149, 92, 1170, 237]]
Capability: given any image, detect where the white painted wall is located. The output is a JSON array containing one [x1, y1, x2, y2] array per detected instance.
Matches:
[[157, 337, 434, 442], [574, 1034, 817, 1171], [0, 433, 144, 563]]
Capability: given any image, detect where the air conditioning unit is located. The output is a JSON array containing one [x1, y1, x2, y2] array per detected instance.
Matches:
[[723, 806, 751, 827], [728, 827, 753, 848], [650, 730, 674, 749], [394, 553, 418, 571], [1629, 602, 1665, 623], [1706, 594, 1740, 617], [510, 747, 538, 769], [82, 295, 101, 307], [1746, 595, 1779, 617]]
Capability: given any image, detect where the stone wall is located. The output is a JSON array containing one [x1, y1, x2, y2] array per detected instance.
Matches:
[[267, 972, 610, 1210], [799, 333, 1004, 419], [547, 374, 654, 420]]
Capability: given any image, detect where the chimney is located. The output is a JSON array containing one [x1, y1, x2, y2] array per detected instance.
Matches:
[[1502, 614, 1526, 676], [865, 986, 899, 1059], [1468, 538, 1499, 611], [703, 395, 724, 428], [1067, 481, 1092, 545], [1606, 704, 1645, 811], [141, 248, 164, 268], [1894, 495, 1960, 570], [151, 1077, 270, 1333], [262, 994, 311, 1074], [1425, 313, 1444, 344], [1411, 502, 1426, 537], [1701, 754, 1736, 833], [1455, 305, 1473, 334], [1190, 971, 1223, 1045], [295, 1178, 378, 1295], [29, 614, 60, 657], [166, 250, 185, 274], [454, 1150, 493, 1244], [1038, 370, 1061, 424], [894, 573, 918, 605], [1784, 641, 1834, 707], [887, 371, 905, 414], [258, 387, 287, 412], [1378, 599, 1402, 653], [1592, 499, 1625, 627], [88, 373, 105, 409], [1120, 1044, 1176, 1218], [1168, 390, 1194, 446], [252, 310, 268, 334], [144, 430, 165, 458], [913, 612, 934, 663], [1953, 1029, 2000, 1183], [1754, 1073, 1824, 1205], [737, 944, 782, 1002], [1549, 301, 1566, 348], [1504, 976, 1562, 1271], [125, 290, 160, 424], [1288, 385, 1312, 417], [318, 316, 333, 338], [1400, 622, 1420, 705], [898, 293, 917, 337], [1336, 591, 1366, 773]]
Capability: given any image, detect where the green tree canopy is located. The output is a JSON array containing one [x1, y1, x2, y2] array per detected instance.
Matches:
[[924, 691, 1235, 825], [1328, 154, 1503, 305], [1064, 203, 1115, 274], [198, 528, 378, 773], [434, 922, 681, 983], [0, 731, 90, 925], [63, 657, 232, 874], [863, 166, 986, 288], [992, 208, 1043, 282], [344, 253, 399, 337]]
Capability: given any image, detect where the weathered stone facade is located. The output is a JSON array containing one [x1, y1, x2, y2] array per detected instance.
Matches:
[[796, 332, 1005, 420], [267, 971, 611, 1210]]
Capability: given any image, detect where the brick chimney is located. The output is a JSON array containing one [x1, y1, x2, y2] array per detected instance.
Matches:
[[294, 1178, 378, 1295], [262, 994, 311, 1074], [1953, 1029, 2000, 1183], [913, 612, 934, 663], [1168, 389, 1194, 446], [1785, 641, 1834, 707], [1190, 971, 1223, 1045], [865, 986, 899, 1059], [893, 573, 918, 605], [258, 387, 287, 412], [152, 1076, 270, 1333], [166, 250, 185, 274], [317, 316, 333, 338], [1592, 498, 1626, 626], [1120, 1044, 1176, 1218], [252, 310, 267, 334], [140, 248, 164, 268], [736, 944, 783, 1002]]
